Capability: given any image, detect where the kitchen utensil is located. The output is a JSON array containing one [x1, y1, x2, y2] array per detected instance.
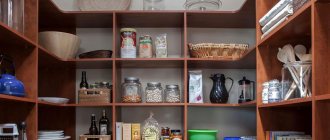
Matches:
[[0, 124, 19, 140], [282, 44, 296, 62], [188, 130, 218, 140], [78, 0, 131, 11], [143, 0, 165, 10], [78, 50, 113, 59], [209, 73, 233, 103], [277, 48, 288, 63], [185, 0, 222, 11], [19, 122, 27, 140], [38, 97, 69, 104], [0, 74, 25, 97], [294, 44, 307, 55], [238, 77, 255, 103], [39, 31, 81, 60]]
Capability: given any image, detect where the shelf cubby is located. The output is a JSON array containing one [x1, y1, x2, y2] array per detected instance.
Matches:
[[258, 97, 312, 108], [315, 100, 330, 139], [188, 107, 256, 140], [0, 102, 37, 139]]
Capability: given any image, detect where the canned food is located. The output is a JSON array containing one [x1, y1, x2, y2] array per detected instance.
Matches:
[[121, 28, 137, 58], [139, 35, 153, 58]]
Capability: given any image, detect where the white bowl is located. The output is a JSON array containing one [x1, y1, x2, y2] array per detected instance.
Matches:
[[78, 0, 131, 11], [38, 97, 70, 104], [39, 31, 81, 60]]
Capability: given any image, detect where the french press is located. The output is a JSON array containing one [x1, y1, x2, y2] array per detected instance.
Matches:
[[238, 77, 255, 103]]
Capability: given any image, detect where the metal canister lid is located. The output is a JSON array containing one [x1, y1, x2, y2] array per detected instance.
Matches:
[[124, 77, 139, 82], [166, 85, 179, 89], [120, 28, 136, 32], [147, 82, 161, 87]]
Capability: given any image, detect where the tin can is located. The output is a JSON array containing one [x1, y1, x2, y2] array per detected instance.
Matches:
[[139, 35, 153, 58], [262, 82, 269, 104], [268, 80, 281, 103], [121, 28, 137, 58]]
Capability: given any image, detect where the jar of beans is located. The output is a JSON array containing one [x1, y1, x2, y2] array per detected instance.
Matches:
[[164, 85, 180, 103], [145, 82, 164, 103], [122, 77, 142, 103]]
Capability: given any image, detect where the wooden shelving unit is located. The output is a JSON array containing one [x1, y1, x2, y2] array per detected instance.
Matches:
[[1, 0, 329, 139]]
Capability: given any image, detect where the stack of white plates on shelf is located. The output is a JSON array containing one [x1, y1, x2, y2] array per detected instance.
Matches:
[[38, 130, 71, 140]]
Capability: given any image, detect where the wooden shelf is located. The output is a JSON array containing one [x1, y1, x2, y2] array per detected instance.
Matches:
[[0, 94, 35, 103], [115, 103, 185, 107], [186, 0, 255, 28], [39, 46, 113, 69], [38, 101, 113, 107], [257, 2, 312, 47], [188, 101, 256, 107], [0, 22, 37, 49], [258, 98, 312, 108], [187, 47, 256, 69], [116, 58, 184, 68], [315, 94, 330, 101]]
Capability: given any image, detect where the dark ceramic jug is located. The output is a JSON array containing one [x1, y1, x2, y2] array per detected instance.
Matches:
[[209, 74, 233, 103]]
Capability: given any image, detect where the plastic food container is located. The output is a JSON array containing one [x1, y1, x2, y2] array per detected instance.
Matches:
[[224, 137, 241, 140], [188, 130, 218, 140]]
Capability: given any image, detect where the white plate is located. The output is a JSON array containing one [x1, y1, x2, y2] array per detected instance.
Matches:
[[38, 130, 64, 134], [38, 133, 64, 137], [38, 97, 69, 104], [38, 136, 70, 140], [38, 136, 65, 139]]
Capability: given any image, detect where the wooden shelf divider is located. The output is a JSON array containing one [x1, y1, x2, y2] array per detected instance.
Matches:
[[0, 94, 36, 103]]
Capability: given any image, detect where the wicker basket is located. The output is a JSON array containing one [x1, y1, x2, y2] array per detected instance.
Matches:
[[188, 43, 249, 59], [79, 135, 111, 140], [78, 88, 111, 104], [78, 0, 131, 11], [79, 50, 113, 58]]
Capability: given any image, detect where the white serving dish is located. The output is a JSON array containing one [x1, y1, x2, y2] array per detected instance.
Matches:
[[78, 0, 131, 11], [38, 136, 71, 140], [38, 97, 69, 104], [39, 31, 81, 60]]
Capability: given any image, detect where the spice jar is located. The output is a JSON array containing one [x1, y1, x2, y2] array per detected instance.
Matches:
[[139, 35, 153, 58], [122, 77, 142, 103], [145, 82, 163, 103], [164, 85, 180, 103], [262, 82, 269, 104], [120, 28, 137, 58], [170, 130, 182, 140]]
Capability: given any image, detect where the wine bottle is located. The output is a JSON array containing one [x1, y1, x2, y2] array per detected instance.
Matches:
[[80, 71, 89, 89], [99, 110, 110, 135], [89, 114, 99, 135]]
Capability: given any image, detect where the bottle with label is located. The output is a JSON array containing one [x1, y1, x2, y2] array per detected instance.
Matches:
[[170, 130, 182, 140], [80, 71, 89, 89], [99, 110, 110, 135], [89, 114, 99, 136]]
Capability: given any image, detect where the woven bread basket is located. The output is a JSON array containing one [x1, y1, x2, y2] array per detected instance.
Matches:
[[188, 43, 249, 60]]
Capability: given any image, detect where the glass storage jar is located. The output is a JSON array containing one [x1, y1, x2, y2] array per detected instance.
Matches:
[[122, 77, 142, 103], [282, 61, 312, 100], [164, 85, 180, 103], [268, 80, 281, 103], [145, 82, 163, 103]]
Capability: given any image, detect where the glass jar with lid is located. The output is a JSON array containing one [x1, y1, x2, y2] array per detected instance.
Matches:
[[268, 79, 281, 103], [164, 85, 180, 103], [145, 82, 163, 103], [122, 77, 142, 103]]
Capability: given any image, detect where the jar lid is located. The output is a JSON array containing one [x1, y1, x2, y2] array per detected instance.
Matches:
[[166, 85, 179, 89], [171, 130, 181, 133], [120, 28, 136, 32], [147, 82, 161, 87], [238, 77, 251, 85], [125, 77, 139, 82]]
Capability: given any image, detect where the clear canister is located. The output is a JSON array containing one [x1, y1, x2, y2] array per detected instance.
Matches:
[[164, 85, 180, 103], [122, 77, 142, 103], [145, 82, 163, 103]]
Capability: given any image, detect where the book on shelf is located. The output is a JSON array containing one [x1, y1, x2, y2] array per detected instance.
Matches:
[[277, 135, 311, 140], [116, 122, 123, 140], [131, 123, 141, 140], [123, 123, 132, 140]]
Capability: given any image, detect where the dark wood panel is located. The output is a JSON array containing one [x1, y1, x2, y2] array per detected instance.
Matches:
[[187, 0, 255, 28], [315, 100, 330, 139], [38, 106, 76, 139], [116, 58, 184, 68], [0, 22, 37, 48], [24, 0, 38, 42], [258, 98, 312, 108]]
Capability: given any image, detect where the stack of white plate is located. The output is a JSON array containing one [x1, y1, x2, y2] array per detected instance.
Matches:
[[38, 130, 71, 140]]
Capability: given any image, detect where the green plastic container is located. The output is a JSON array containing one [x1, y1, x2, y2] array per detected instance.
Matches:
[[188, 130, 218, 140]]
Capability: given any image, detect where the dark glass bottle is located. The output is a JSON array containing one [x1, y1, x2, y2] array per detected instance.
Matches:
[[80, 71, 89, 89], [89, 114, 99, 136], [99, 110, 110, 135]]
